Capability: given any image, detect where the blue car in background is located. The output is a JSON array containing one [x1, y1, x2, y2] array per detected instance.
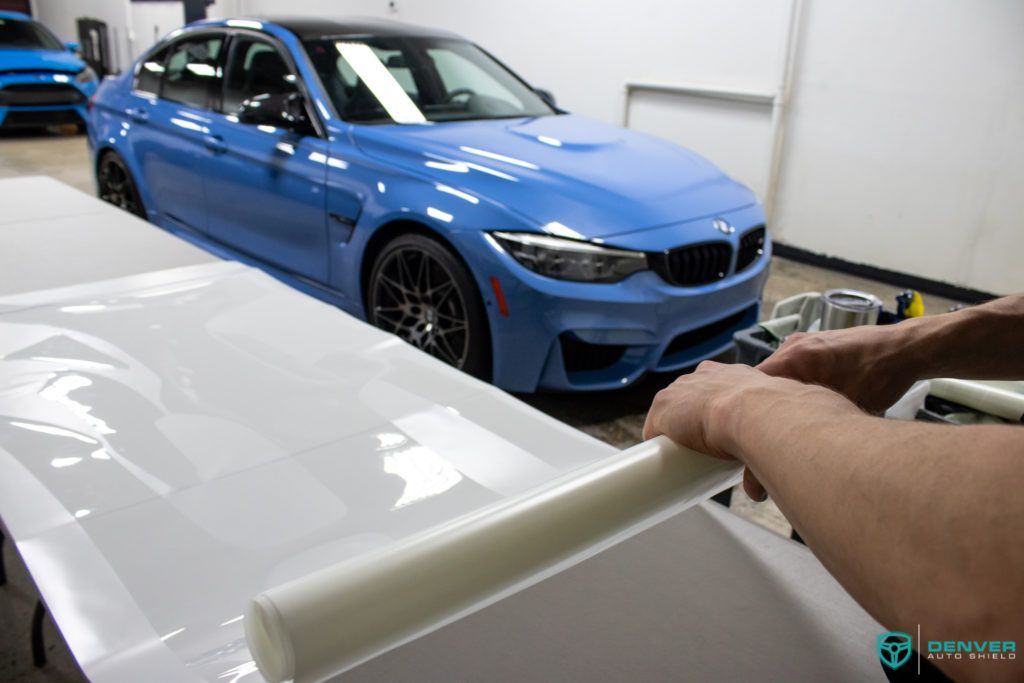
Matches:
[[87, 16, 770, 392], [0, 11, 97, 129]]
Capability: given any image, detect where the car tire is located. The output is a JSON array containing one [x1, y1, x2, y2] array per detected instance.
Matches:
[[368, 233, 491, 380], [97, 151, 146, 218]]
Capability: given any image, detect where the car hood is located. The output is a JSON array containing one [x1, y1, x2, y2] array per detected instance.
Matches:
[[351, 114, 756, 239], [0, 47, 83, 73]]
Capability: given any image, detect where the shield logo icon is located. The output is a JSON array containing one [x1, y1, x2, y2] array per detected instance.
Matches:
[[877, 632, 913, 670]]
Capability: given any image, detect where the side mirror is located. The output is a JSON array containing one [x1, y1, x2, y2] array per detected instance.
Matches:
[[239, 92, 312, 134], [65, 41, 80, 53], [535, 88, 556, 108]]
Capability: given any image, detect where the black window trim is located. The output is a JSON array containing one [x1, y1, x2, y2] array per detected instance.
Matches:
[[132, 29, 226, 105], [160, 31, 226, 110], [131, 40, 172, 98], [130, 26, 326, 139], [218, 28, 325, 139]]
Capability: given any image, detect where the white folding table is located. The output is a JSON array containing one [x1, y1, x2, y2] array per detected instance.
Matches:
[[0, 177, 885, 682]]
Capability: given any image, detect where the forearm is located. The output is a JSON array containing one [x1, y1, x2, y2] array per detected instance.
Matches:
[[718, 392, 1024, 681], [894, 294, 1024, 381]]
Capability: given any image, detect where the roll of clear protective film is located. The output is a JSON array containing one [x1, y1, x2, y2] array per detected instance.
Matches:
[[245, 435, 741, 683], [929, 378, 1024, 422]]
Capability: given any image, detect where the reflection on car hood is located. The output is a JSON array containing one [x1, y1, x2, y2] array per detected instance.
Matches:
[[0, 47, 84, 73], [352, 114, 756, 239]]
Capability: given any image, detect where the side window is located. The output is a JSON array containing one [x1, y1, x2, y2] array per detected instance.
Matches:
[[222, 37, 297, 115], [161, 35, 224, 110], [134, 45, 171, 96]]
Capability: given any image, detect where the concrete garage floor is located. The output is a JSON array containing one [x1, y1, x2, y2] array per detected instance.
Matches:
[[0, 130, 961, 682]]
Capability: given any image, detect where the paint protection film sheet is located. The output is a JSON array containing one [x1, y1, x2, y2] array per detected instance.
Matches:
[[0, 263, 739, 682]]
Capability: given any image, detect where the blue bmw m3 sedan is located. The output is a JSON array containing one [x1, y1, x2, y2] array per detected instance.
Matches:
[[87, 16, 770, 392], [0, 11, 98, 129]]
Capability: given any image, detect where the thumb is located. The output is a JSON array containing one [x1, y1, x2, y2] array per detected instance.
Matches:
[[743, 467, 767, 502]]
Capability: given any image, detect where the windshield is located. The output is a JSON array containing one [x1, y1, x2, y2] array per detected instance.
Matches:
[[304, 36, 555, 124], [0, 18, 63, 50]]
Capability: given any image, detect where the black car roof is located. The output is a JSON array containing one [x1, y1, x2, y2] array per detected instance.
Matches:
[[259, 16, 464, 41]]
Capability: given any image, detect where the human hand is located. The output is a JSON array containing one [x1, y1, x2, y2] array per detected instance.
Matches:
[[643, 361, 854, 501], [643, 362, 851, 501], [757, 325, 919, 414]]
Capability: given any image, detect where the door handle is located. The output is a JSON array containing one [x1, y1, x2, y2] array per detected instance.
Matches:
[[126, 107, 148, 124], [203, 134, 227, 155]]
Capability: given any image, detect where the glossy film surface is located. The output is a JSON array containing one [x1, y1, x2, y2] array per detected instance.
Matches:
[[0, 262, 628, 681]]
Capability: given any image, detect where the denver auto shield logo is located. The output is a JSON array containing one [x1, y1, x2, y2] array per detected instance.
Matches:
[[878, 631, 914, 670]]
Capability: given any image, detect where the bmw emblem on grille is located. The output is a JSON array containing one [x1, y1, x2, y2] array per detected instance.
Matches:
[[712, 218, 735, 235]]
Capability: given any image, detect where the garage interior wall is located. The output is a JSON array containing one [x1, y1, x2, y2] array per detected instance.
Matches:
[[31, 0, 186, 67], [128, 1, 185, 58], [32, 0, 132, 70], [772, 0, 1024, 295]]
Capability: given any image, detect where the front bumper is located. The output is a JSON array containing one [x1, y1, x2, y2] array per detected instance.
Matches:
[[458, 206, 771, 392], [0, 73, 94, 128]]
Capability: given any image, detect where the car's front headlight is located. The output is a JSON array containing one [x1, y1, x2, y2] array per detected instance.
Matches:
[[76, 66, 97, 84], [491, 231, 647, 283]]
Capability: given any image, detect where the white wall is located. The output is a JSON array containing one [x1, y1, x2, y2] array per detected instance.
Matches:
[[129, 0, 183, 59], [32, 0, 132, 71], [772, 0, 1024, 294], [31, 0, 187, 69]]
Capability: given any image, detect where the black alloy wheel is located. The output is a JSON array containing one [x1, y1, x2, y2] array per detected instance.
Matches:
[[368, 233, 490, 379], [97, 152, 146, 217]]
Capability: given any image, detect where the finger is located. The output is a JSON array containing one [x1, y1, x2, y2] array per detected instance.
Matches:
[[695, 359, 722, 373], [743, 467, 767, 502], [756, 361, 785, 379], [641, 406, 660, 441]]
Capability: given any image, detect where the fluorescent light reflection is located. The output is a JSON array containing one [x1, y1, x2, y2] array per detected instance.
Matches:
[[383, 446, 462, 509], [226, 19, 263, 30], [59, 304, 106, 314], [335, 42, 426, 124], [424, 155, 518, 182], [435, 184, 479, 204], [39, 375, 116, 435], [185, 63, 217, 78], [376, 432, 407, 450], [9, 421, 97, 444], [29, 357, 113, 371], [170, 117, 205, 133], [51, 457, 82, 468], [218, 661, 259, 682], [543, 221, 585, 239], [427, 207, 453, 223], [460, 145, 539, 170]]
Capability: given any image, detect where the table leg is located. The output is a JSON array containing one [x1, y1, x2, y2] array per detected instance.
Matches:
[[0, 527, 6, 586], [32, 600, 47, 667]]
